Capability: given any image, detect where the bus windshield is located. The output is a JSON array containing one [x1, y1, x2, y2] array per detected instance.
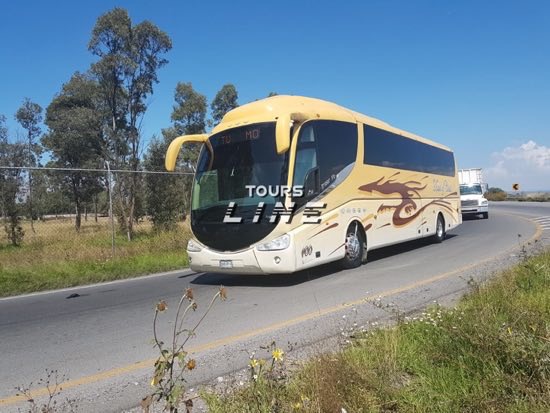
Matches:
[[460, 184, 483, 195], [191, 122, 289, 251], [192, 122, 287, 213], [192, 122, 287, 212]]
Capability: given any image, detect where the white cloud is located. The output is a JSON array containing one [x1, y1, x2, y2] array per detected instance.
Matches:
[[485, 140, 550, 191]]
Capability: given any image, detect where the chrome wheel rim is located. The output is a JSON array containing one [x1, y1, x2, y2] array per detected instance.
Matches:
[[345, 233, 361, 260], [437, 218, 443, 238]]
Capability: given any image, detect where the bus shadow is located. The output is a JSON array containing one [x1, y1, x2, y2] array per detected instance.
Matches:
[[191, 234, 458, 287], [461, 214, 486, 221], [191, 261, 345, 287], [367, 233, 457, 264]]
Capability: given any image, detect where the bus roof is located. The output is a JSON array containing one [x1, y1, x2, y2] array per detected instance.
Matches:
[[213, 95, 452, 152]]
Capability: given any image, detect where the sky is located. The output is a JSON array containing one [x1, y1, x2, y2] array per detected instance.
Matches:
[[1, 0, 549, 190]]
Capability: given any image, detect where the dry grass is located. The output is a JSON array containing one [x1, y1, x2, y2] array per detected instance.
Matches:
[[0, 217, 191, 296]]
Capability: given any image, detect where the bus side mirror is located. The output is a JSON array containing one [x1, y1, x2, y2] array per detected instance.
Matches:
[[303, 166, 320, 197], [165, 134, 209, 171], [275, 114, 291, 154]]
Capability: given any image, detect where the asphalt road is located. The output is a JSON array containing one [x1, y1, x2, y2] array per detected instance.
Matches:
[[0, 202, 547, 412]]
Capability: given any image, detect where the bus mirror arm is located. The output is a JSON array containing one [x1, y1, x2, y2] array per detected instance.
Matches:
[[165, 134, 211, 171], [276, 112, 309, 155], [275, 114, 291, 154]]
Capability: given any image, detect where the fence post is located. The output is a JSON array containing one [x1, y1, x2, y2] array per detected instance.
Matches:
[[105, 161, 116, 257]]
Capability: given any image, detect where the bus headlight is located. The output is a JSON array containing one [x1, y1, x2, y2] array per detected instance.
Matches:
[[187, 239, 203, 252], [256, 234, 290, 251], [480, 199, 488, 205]]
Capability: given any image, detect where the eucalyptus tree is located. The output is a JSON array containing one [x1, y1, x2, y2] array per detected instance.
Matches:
[[210, 83, 238, 126], [168, 82, 207, 169], [144, 82, 207, 225], [88, 7, 172, 240], [0, 115, 26, 245], [15, 98, 43, 231], [144, 135, 186, 231], [43, 73, 104, 231]]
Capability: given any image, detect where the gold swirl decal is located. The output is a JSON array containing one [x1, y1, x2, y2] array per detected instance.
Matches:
[[359, 173, 456, 227]]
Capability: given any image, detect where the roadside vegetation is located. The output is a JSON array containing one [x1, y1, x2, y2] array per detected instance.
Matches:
[[0, 218, 190, 297], [203, 249, 550, 412], [486, 187, 550, 202], [485, 187, 508, 201]]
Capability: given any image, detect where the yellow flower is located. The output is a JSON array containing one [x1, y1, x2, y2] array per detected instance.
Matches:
[[272, 348, 284, 362], [292, 402, 302, 410], [249, 359, 259, 369]]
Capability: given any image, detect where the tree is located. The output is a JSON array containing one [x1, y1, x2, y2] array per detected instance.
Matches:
[[144, 136, 187, 231], [0, 116, 26, 245], [485, 187, 507, 201], [210, 83, 238, 126], [88, 7, 172, 240], [267, 92, 278, 97], [146, 82, 207, 225], [168, 82, 207, 169], [43, 73, 104, 231], [15, 98, 43, 231]]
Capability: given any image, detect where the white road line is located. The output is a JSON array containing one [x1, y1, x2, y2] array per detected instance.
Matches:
[[0, 268, 194, 301], [531, 217, 550, 231]]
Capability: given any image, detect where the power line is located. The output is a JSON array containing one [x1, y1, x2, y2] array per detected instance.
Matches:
[[0, 165, 193, 175]]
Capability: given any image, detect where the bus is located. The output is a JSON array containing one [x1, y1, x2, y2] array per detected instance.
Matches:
[[165, 95, 461, 274]]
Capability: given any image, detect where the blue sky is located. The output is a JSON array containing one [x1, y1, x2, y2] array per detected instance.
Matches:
[[1, 0, 549, 190]]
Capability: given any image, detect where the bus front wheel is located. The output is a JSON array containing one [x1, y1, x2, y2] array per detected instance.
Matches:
[[341, 222, 365, 269]]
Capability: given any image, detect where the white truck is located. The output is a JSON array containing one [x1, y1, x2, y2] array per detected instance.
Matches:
[[458, 168, 489, 219]]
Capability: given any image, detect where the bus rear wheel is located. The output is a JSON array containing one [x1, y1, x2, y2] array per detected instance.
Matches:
[[341, 222, 365, 269], [432, 214, 445, 244]]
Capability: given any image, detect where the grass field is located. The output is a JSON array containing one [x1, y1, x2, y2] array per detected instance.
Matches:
[[0, 217, 190, 297], [204, 249, 550, 412]]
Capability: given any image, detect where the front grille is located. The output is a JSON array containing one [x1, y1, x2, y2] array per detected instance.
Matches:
[[461, 200, 478, 207]]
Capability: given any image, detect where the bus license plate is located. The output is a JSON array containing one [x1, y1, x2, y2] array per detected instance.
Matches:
[[219, 260, 233, 269]]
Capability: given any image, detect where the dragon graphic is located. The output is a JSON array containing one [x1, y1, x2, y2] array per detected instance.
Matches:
[[358, 172, 456, 227]]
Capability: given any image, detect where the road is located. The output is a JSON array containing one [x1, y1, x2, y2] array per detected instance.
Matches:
[[0, 202, 547, 412]]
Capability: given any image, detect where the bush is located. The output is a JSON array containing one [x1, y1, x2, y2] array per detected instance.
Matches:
[[486, 187, 507, 201]]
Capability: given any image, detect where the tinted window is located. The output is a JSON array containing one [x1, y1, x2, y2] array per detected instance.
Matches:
[[191, 122, 288, 251], [363, 124, 455, 176], [293, 120, 357, 206]]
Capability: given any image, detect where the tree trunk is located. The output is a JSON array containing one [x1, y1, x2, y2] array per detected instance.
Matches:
[[93, 195, 98, 223], [28, 170, 35, 233], [127, 193, 134, 241], [75, 201, 82, 232], [72, 177, 82, 232]]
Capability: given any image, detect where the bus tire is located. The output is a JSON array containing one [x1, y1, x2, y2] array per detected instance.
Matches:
[[432, 213, 445, 244], [341, 222, 365, 269]]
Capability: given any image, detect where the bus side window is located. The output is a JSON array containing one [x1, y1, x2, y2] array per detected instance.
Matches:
[[313, 120, 357, 190], [293, 120, 357, 207]]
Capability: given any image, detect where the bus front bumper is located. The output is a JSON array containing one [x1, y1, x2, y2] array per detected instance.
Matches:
[[187, 245, 297, 275], [461, 205, 488, 215]]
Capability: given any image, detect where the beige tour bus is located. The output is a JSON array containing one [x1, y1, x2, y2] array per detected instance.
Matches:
[[165, 95, 461, 274]]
